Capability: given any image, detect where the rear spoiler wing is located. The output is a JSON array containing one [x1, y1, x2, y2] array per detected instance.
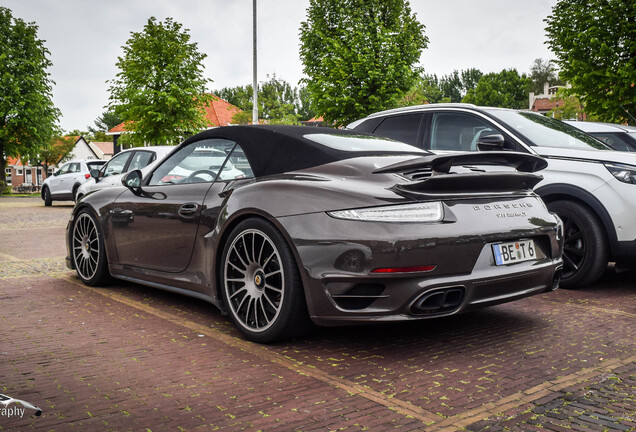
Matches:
[[374, 151, 547, 174]]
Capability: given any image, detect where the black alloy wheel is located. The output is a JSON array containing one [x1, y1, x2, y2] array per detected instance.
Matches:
[[547, 200, 608, 288], [221, 218, 310, 343]]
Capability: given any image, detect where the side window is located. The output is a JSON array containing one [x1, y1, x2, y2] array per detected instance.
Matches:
[[372, 114, 423, 145], [592, 133, 634, 152], [103, 152, 132, 177], [58, 163, 71, 175], [149, 138, 237, 185], [219, 144, 254, 180], [69, 163, 81, 173], [128, 151, 155, 171], [430, 113, 509, 151]]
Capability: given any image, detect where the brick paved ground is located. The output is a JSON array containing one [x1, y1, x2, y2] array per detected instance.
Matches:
[[0, 197, 634, 431]]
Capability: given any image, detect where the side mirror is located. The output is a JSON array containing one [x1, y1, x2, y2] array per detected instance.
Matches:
[[476, 134, 505, 151], [90, 169, 100, 182], [122, 169, 143, 194], [53, 170, 60, 176]]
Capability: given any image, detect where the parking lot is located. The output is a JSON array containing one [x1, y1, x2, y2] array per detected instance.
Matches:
[[0, 196, 634, 431]]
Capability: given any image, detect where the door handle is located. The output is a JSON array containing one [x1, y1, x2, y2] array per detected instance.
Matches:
[[178, 203, 198, 218], [109, 208, 134, 223]]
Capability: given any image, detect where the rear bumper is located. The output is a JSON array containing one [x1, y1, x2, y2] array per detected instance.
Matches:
[[306, 249, 562, 326]]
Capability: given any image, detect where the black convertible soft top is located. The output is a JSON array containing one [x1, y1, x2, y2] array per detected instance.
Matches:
[[180, 125, 426, 177]]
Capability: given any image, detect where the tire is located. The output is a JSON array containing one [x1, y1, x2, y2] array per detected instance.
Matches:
[[71, 209, 111, 286], [72, 184, 80, 202], [547, 200, 608, 288], [220, 218, 311, 343], [43, 187, 52, 206]]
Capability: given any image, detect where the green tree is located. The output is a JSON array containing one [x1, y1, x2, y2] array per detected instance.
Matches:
[[37, 135, 75, 176], [259, 75, 299, 123], [217, 85, 253, 113], [463, 69, 531, 109], [217, 75, 313, 123], [399, 69, 483, 107], [529, 58, 560, 93], [87, 110, 123, 142], [299, 0, 428, 127], [297, 85, 316, 121], [0, 7, 60, 192], [460, 68, 483, 95], [439, 71, 463, 103], [548, 87, 598, 121], [107, 17, 213, 147], [398, 73, 447, 106], [545, 0, 636, 124]]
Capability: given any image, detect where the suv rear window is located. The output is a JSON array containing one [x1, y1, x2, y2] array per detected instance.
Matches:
[[372, 114, 423, 145], [87, 161, 106, 170]]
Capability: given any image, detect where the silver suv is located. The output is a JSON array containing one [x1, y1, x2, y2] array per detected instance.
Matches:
[[349, 104, 636, 288], [41, 159, 105, 206]]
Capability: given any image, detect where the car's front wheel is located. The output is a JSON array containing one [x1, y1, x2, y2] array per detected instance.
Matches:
[[220, 218, 311, 343], [548, 200, 608, 288], [71, 209, 110, 286]]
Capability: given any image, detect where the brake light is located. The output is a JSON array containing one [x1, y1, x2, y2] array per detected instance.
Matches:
[[85, 173, 91, 179], [371, 265, 436, 274]]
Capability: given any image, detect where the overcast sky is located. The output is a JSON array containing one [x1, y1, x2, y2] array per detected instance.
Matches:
[[4, 0, 558, 132]]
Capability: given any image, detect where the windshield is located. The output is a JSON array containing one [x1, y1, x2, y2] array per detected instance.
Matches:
[[486, 110, 609, 150]]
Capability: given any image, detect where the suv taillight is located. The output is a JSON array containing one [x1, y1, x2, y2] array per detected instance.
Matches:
[[84, 173, 91, 179]]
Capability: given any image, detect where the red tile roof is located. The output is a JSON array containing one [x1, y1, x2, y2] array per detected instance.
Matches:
[[92, 142, 114, 155], [532, 98, 563, 111], [108, 95, 242, 133]]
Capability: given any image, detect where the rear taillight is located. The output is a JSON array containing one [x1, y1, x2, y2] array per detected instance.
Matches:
[[85, 173, 91, 179], [371, 265, 436, 274]]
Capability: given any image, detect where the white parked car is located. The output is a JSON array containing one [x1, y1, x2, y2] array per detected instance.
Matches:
[[76, 146, 175, 201], [41, 159, 106, 206], [349, 104, 636, 287], [564, 120, 636, 152]]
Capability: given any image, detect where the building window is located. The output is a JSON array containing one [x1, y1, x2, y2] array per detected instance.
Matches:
[[17, 168, 23, 176]]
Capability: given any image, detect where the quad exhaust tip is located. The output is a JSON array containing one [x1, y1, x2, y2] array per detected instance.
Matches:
[[411, 287, 465, 315]]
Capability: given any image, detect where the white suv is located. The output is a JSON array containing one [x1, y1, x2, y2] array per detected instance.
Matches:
[[41, 159, 106, 206], [76, 146, 174, 201], [349, 104, 636, 288]]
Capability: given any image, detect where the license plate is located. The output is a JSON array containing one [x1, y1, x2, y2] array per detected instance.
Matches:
[[492, 239, 536, 266]]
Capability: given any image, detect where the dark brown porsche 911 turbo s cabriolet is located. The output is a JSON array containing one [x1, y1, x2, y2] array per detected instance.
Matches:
[[67, 125, 563, 343]]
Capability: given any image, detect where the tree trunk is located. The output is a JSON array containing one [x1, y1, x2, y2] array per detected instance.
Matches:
[[0, 140, 6, 193]]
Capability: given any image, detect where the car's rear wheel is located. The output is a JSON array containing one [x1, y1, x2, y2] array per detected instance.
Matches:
[[548, 200, 608, 288], [220, 218, 310, 343], [71, 209, 110, 286], [43, 187, 52, 206]]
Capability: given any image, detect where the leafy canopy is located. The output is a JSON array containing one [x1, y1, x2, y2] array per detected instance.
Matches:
[[216, 75, 316, 124], [529, 58, 561, 94], [107, 17, 213, 146], [0, 7, 60, 190], [545, 0, 636, 124], [299, 0, 428, 127], [399, 68, 483, 106], [87, 110, 123, 142], [462, 69, 531, 109]]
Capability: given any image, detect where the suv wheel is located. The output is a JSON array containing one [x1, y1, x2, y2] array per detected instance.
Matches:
[[72, 184, 80, 202], [42, 187, 52, 206], [548, 200, 608, 288]]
